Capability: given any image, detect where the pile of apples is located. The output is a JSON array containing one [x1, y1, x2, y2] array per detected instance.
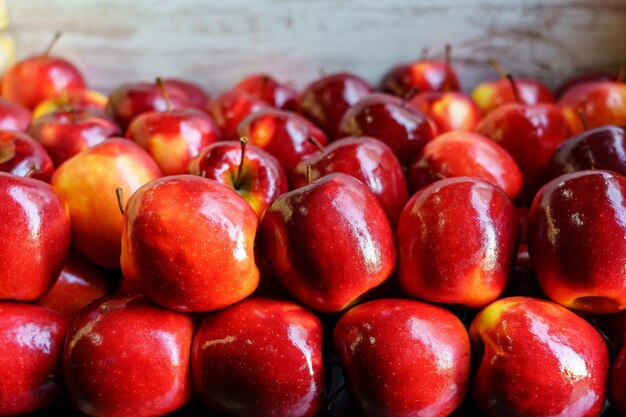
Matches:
[[1, 34, 626, 417]]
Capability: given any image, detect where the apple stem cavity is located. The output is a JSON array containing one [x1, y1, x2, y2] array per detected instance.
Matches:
[[308, 136, 325, 152], [235, 137, 248, 189], [487, 58, 508, 79], [43, 31, 62, 58], [115, 188, 125, 215], [325, 383, 347, 412], [577, 109, 589, 130], [505, 74, 521, 103], [156, 77, 172, 112], [24, 164, 41, 177]]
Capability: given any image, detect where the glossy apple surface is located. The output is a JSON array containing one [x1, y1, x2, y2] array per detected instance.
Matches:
[[380, 58, 460, 96], [164, 78, 211, 109], [121, 175, 259, 312], [471, 296, 608, 417], [409, 90, 482, 133], [477, 102, 571, 203], [0, 172, 70, 300], [398, 177, 518, 308], [555, 71, 617, 98], [551, 125, 626, 177], [298, 72, 373, 139], [0, 302, 68, 415], [32, 89, 108, 119], [557, 81, 626, 134], [0, 130, 54, 182], [235, 74, 298, 110], [471, 77, 554, 114], [192, 297, 324, 417], [528, 170, 626, 313], [207, 90, 269, 141], [126, 108, 221, 175], [51, 138, 162, 268], [338, 93, 438, 166], [259, 173, 395, 313], [188, 140, 288, 218], [0, 97, 32, 131], [39, 252, 110, 320], [28, 109, 121, 166], [64, 294, 194, 417], [408, 131, 523, 199], [334, 298, 470, 417], [291, 136, 408, 227], [237, 108, 328, 173]]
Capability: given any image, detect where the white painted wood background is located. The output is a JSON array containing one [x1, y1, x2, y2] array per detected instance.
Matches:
[[6, 0, 626, 95]]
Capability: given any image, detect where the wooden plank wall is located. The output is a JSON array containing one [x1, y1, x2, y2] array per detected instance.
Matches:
[[6, 0, 626, 94]]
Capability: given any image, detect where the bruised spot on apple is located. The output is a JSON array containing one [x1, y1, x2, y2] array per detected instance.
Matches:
[[470, 296, 608, 417], [121, 175, 260, 312], [259, 173, 395, 313]]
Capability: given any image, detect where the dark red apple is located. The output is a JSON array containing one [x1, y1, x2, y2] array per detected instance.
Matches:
[[207, 90, 269, 141], [0, 97, 32, 131], [0, 172, 70, 300], [397, 177, 518, 308], [0, 130, 54, 182], [28, 109, 121, 166], [192, 297, 324, 417], [555, 71, 617, 98], [409, 90, 482, 133], [551, 125, 626, 177], [121, 175, 259, 312], [64, 294, 194, 417], [528, 170, 626, 313], [188, 139, 288, 218], [471, 296, 608, 417], [237, 108, 328, 173], [338, 93, 438, 166], [472, 77, 554, 115], [291, 136, 408, 227], [164, 78, 211, 109], [235, 74, 298, 110], [408, 130, 523, 199], [298, 72, 373, 139], [0, 302, 68, 415], [259, 173, 395, 313], [334, 298, 470, 417]]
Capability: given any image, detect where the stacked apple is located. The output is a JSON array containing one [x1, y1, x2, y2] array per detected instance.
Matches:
[[1, 34, 626, 417]]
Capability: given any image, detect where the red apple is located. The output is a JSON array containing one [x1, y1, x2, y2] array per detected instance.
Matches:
[[291, 136, 408, 227], [408, 131, 523, 199], [338, 93, 438, 166], [126, 104, 221, 175], [409, 90, 482, 133], [551, 125, 626, 177], [39, 252, 110, 320], [0, 172, 70, 300], [207, 90, 269, 141], [164, 78, 211, 109], [121, 175, 259, 312], [555, 71, 617, 98], [557, 80, 626, 134], [470, 296, 608, 417], [397, 177, 518, 308], [32, 89, 108, 119], [476, 102, 571, 203], [51, 138, 162, 268], [237, 108, 328, 173], [259, 173, 395, 313], [234, 74, 298, 110], [64, 294, 194, 416], [0, 97, 32, 131], [0, 302, 68, 415], [298, 72, 373, 139], [528, 170, 626, 313], [1, 33, 86, 109], [28, 108, 121, 166], [192, 297, 324, 417], [0, 130, 54, 182], [188, 139, 288, 218], [334, 298, 470, 417]]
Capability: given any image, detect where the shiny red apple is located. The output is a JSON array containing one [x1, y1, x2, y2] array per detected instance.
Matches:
[[471, 77, 553, 115], [0, 130, 54, 182], [164, 78, 211, 109], [409, 90, 482, 133], [0, 97, 32, 131], [235, 74, 298, 110], [207, 90, 269, 141], [32, 89, 108, 119]]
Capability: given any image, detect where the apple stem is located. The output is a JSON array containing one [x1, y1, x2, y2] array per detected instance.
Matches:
[[308, 136, 325, 152], [401, 86, 420, 108], [260, 75, 270, 99], [487, 58, 508, 79], [325, 383, 347, 411], [434, 172, 447, 181], [618, 68, 625, 83], [156, 77, 171, 112], [235, 137, 248, 189], [505, 74, 520, 104], [115, 188, 125, 215], [43, 31, 62, 58], [68, 105, 78, 123], [577, 109, 589, 130], [443, 44, 453, 91], [24, 164, 40, 177], [419, 46, 429, 60], [306, 165, 312, 185]]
